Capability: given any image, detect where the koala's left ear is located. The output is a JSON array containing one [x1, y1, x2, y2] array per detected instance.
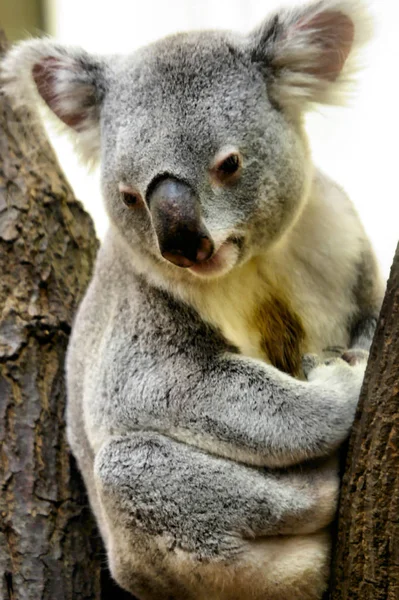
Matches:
[[247, 0, 372, 113], [1, 39, 107, 163]]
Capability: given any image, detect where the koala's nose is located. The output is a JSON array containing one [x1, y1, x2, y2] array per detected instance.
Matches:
[[147, 177, 214, 268]]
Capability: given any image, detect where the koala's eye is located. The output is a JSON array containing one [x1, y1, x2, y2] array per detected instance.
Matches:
[[122, 192, 139, 207], [119, 184, 143, 208], [211, 149, 242, 185], [218, 154, 240, 175]]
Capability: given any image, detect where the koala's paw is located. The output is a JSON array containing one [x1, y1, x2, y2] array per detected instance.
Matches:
[[303, 353, 366, 387], [302, 352, 366, 416], [302, 353, 367, 450], [320, 346, 369, 366]]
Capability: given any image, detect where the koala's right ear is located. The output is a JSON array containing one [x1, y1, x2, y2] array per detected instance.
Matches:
[[247, 0, 373, 114], [1, 39, 107, 163]]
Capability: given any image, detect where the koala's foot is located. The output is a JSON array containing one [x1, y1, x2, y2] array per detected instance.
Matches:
[[94, 432, 332, 600]]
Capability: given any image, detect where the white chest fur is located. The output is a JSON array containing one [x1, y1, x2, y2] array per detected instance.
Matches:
[[178, 180, 364, 371], [186, 251, 352, 375]]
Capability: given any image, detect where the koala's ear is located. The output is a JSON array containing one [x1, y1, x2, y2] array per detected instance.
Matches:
[[1, 39, 107, 163], [247, 0, 372, 112]]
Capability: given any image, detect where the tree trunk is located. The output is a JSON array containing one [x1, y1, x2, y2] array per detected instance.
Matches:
[[329, 243, 399, 599], [0, 30, 131, 600]]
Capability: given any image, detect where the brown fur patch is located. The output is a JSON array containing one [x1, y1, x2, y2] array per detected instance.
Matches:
[[255, 295, 306, 376]]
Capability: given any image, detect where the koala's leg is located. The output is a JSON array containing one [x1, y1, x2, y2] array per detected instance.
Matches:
[[94, 432, 336, 600]]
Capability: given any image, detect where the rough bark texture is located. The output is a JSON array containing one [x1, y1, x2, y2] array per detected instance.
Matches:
[[0, 30, 132, 600], [329, 243, 399, 600]]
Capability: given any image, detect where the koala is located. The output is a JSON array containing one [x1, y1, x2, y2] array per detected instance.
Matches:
[[2, 0, 385, 598]]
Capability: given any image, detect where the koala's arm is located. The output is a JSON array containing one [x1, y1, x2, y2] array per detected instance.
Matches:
[[92, 289, 364, 470], [133, 351, 361, 468]]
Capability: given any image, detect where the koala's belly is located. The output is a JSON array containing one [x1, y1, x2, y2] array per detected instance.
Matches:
[[106, 528, 331, 600], [175, 532, 331, 600]]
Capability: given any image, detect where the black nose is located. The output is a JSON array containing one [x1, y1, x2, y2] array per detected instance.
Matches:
[[147, 177, 214, 268]]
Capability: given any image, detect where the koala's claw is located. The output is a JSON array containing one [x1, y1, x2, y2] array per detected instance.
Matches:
[[303, 347, 369, 380], [322, 345, 346, 357], [341, 348, 369, 366]]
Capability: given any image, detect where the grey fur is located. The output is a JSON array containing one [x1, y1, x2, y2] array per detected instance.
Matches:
[[1, 1, 384, 598]]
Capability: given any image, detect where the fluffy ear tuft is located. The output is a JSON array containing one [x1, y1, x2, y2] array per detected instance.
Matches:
[[1, 39, 107, 164], [248, 0, 373, 113]]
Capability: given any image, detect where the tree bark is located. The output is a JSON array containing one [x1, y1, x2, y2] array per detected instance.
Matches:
[[0, 30, 132, 600], [329, 243, 399, 599]]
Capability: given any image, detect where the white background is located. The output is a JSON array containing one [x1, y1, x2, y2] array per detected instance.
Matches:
[[43, 0, 399, 277]]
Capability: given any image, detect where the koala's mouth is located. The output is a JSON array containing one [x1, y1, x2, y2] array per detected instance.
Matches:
[[188, 239, 241, 278]]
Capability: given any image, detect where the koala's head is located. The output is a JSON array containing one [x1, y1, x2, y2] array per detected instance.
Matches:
[[2, 0, 371, 280]]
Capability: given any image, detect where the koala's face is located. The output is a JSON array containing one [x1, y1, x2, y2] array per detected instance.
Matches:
[[101, 33, 308, 276], [100, 32, 309, 278], [4, 0, 363, 278]]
